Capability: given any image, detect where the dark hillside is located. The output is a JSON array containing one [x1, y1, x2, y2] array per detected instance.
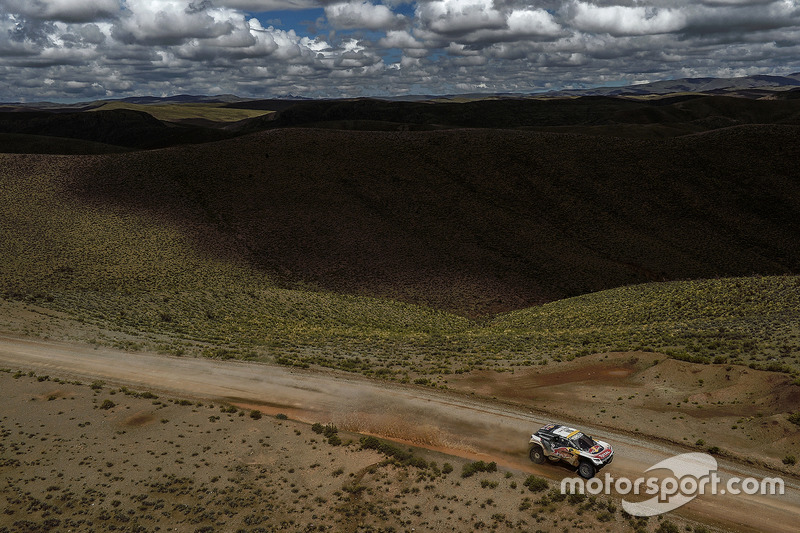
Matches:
[[238, 95, 800, 135], [0, 109, 234, 151], [64, 124, 800, 315]]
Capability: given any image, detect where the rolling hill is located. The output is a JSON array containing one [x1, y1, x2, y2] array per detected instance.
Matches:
[[1, 93, 799, 377], [58, 124, 800, 314], [4, 92, 800, 154]]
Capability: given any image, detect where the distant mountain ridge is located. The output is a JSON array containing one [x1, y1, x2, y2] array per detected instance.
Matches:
[[3, 72, 800, 109], [548, 72, 800, 97]]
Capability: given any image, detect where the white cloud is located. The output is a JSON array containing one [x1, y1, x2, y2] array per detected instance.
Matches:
[[325, 1, 406, 30], [417, 0, 506, 35], [506, 9, 561, 38], [1, 0, 800, 100], [377, 29, 424, 48], [215, 0, 321, 10], [0, 0, 120, 22], [570, 2, 688, 36], [114, 0, 243, 45]]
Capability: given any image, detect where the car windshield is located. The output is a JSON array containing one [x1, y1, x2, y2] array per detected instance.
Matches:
[[573, 433, 597, 451]]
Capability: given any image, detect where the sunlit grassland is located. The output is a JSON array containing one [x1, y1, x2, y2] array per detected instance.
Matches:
[[1, 153, 798, 384], [91, 102, 272, 123], [489, 276, 800, 372]]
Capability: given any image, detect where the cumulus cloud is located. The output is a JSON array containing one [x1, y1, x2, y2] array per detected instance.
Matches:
[[569, 2, 688, 36], [325, 1, 406, 30], [113, 0, 242, 45], [0, 0, 120, 22], [505, 9, 561, 37], [377, 29, 424, 48], [0, 0, 799, 100], [215, 0, 322, 10], [417, 0, 506, 35]]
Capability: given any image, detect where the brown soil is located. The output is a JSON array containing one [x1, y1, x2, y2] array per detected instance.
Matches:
[[448, 352, 800, 468], [1, 336, 799, 532], [2, 369, 698, 533]]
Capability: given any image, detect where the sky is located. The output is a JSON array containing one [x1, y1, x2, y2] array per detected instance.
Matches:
[[1, 0, 799, 101]]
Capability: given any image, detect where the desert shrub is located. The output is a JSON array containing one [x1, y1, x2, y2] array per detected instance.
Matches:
[[461, 461, 497, 478], [100, 399, 115, 410], [656, 521, 680, 533], [783, 455, 796, 465], [276, 413, 288, 420], [312, 423, 341, 445], [787, 413, 800, 426], [568, 492, 587, 505], [359, 436, 428, 469], [249, 410, 262, 420], [523, 475, 548, 493]]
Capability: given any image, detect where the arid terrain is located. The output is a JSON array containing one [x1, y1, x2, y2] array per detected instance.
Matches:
[[0, 350, 689, 533], [2, 93, 800, 532], [1, 334, 799, 532]]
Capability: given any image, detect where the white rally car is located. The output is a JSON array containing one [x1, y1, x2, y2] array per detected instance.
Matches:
[[528, 423, 613, 479]]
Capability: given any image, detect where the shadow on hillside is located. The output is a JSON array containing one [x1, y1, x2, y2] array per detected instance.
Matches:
[[62, 122, 800, 316]]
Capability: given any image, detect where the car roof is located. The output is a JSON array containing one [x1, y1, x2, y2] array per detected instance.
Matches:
[[539, 424, 581, 438]]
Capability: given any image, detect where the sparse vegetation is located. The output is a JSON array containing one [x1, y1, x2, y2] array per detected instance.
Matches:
[[90, 101, 271, 123], [1, 98, 796, 533], [523, 475, 549, 493], [2, 125, 799, 381], [99, 399, 115, 410], [461, 461, 497, 478]]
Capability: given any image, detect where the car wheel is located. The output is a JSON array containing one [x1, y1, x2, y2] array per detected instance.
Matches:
[[529, 445, 545, 464], [578, 461, 595, 479]]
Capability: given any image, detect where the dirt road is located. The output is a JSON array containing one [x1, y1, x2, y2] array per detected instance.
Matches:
[[1, 334, 797, 532]]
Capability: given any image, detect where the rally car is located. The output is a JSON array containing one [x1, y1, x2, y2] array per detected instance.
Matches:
[[528, 423, 613, 479]]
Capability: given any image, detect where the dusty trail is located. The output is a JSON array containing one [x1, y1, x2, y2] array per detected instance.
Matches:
[[1, 334, 798, 532]]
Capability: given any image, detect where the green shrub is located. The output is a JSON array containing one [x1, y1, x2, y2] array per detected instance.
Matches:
[[656, 521, 680, 533], [523, 475, 548, 493], [359, 436, 428, 469], [461, 461, 497, 478], [100, 399, 115, 410]]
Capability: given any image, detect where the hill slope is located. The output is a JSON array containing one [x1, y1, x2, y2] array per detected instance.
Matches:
[[238, 95, 800, 136], [2, 125, 800, 375], [56, 125, 800, 315]]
